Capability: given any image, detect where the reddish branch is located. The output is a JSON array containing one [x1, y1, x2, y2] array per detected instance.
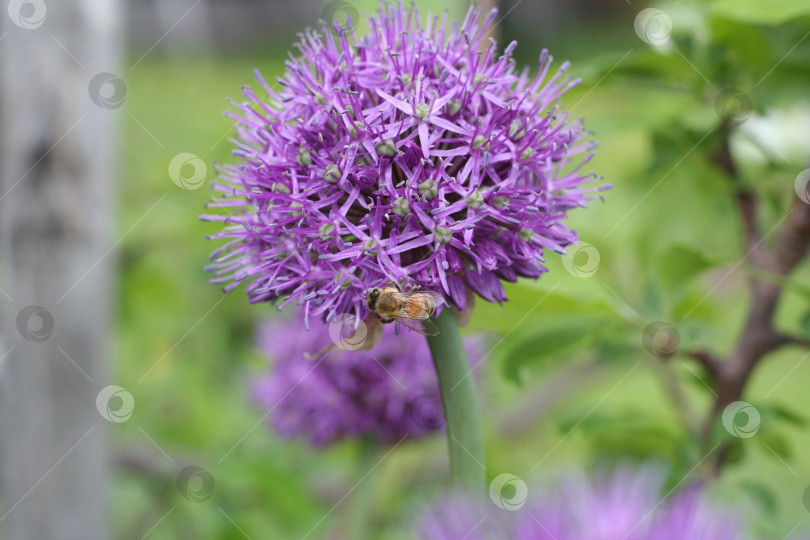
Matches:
[[713, 120, 763, 253], [695, 122, 810, 475], [687, 350, 720, 378]]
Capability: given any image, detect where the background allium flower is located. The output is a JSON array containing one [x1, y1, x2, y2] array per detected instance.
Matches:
[[418, 467, 750, 540], [251, 316, 483, 448], [204, 2, 605, 322]]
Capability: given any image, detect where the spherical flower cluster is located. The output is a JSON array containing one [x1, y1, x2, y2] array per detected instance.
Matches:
[[204, 2, 605, 323], [418, 467, 749, 540], [251, 316, 483, 448]]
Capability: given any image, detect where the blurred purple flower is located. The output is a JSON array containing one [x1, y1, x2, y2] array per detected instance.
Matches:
[[203, 2, 606, 323], [251, 316, 483, 448], [418, 467, 750, 540]]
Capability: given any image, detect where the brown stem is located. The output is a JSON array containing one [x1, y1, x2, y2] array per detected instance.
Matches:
[[700, 125, 810, 473], [688, 350, 720, 379], [771, 333, 810, 350], [711, 120, 761, 254]]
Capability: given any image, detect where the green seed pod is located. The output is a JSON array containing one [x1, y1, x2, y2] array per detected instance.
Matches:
[[418, 178, 438, 199], [519, 228, 535, 242], [296, 149, 312, 167], [391, 196, 410, 217], [493, 195, 509, 208], [324, 164, 341, 183], [363, 238, 379, 254], [466, 190, 484, 208], [509, 120, 526, 140], [375, 139, 397, 157], [434, 226, 453, 244]]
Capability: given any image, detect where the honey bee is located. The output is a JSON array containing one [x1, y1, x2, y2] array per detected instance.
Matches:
[[365, 282, 444, 336]]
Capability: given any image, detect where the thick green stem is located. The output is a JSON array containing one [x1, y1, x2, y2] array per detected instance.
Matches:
[[426, 309, 485, 489], [346, 436, 378, 540]]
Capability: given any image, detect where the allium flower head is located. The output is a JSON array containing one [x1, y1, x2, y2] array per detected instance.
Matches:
[[418, 467, 750, 540], [251, 316, 482, 448], [204, 2, 605, 322]]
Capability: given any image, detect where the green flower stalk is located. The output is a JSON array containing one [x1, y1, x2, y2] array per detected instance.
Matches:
[[427, 310, 485, 488]]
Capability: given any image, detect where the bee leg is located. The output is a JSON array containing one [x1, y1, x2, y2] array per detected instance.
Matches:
[[383, 281, 402, 292], [380, 318, 395, 324]]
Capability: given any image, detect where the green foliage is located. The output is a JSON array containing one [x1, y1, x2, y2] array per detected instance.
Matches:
[[116, 2, 810, 538], [502, 316, 612, 383], [800, 311, 810, 339], [558, 409, 687, 464], [710, 0, 810, 25], [739, 480, 779, 516], [769, 403, 809, 427], [655, 244, 717, 292]]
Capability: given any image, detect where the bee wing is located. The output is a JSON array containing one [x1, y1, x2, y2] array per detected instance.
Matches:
[[388, 290, 446, 320], [417, 291, 446, 310], [394, 316, 440, 336]]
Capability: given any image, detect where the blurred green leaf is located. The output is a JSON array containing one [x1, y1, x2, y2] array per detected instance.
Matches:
[[656, 244, 716, 291], [474, 282, 617, 336], [799, 311, 810, 339], [502, 317, 610, 383], [706, 412, 736, 449], [724, 438, 746, 466], [641, 280, 663, 317], [591, 335, 641, 362], [707, 18, 773, 80], [710, 0, 810, 25], [648, 124, 714, 174], [758, 431, 793, 461], [769, 403, 809, 427], [558, 410, 684, 462], [739, 480, 779, 516]]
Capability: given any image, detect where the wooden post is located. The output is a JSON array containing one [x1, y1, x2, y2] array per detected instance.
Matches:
[[0, 1, 121, 538]]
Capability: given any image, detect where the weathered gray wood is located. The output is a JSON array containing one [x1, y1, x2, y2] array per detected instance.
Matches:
[[0, 2, 122, 538], [152, 0, 214, 55]]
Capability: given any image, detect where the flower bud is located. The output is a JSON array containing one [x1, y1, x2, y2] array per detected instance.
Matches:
[[434, 226, 452, 244], [363, 238, 379, 254], [419, 179, 438, 199], [324, 164, 341, 183], [466, 190, 484, 208], [297, 149, 312, 167], [391, 196, 410, 217], [375, 139, 397, 157]]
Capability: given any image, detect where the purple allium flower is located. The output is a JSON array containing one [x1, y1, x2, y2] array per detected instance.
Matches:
[[418, 467, 750, 540], [251, 315, 483, 448], [204, 2, 605, 323]]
